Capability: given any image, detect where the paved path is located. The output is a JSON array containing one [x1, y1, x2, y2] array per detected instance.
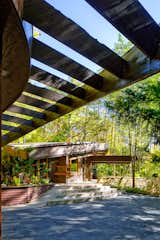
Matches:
[[2, 194, 160, 240]]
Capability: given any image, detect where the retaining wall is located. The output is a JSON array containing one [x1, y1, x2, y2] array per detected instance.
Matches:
[[98, 176, 160, 194], [2, 184, 53, 206]]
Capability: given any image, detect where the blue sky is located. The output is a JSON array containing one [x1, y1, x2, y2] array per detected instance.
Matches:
[[31, 0, 160, 84]]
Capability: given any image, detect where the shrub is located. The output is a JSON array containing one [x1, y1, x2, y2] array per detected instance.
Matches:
[[152, 150, 160, 163], [13, 176, 21, 186], [31, 175, 40, 184], [41, 178, 50, 184]]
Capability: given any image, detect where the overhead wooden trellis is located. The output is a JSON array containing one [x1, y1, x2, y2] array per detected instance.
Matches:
[[2, 0, 160, 146]]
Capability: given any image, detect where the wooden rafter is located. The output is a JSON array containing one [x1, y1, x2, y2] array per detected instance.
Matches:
[[23, 0, 128, 77], [86, 0, 160, 59], [32, 39, 97, 81], [1, 0, 160, 145]]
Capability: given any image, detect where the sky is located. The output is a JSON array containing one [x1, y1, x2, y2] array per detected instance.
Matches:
[[31, 0, 160, 84]]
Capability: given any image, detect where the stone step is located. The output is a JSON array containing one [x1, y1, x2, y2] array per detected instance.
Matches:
[[47, 192, 119, 206], [31, 184, 119, 205], [53, 185, 103, 190], [52, 187, 102, 193], [54, 182, 99, 187], [55, 190, 113, 198], [55, 190, 117, 199], [37, 185, 114, 200], [54, 187, 116, 198], [53, 184, 111, 191]]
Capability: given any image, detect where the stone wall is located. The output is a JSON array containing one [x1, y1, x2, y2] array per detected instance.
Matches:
[[98, 177, 160, 194], [2, 184, 53, 206]]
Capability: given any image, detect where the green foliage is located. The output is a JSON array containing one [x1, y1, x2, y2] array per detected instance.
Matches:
[[120, 187, 150, 195], [70, 163, 77, 172], [23, 158, 35, 176], [137, 156, 160, 178], [12, 176, 21, 186], [114, 33, 133, 55], [30, 175, 40, 184], [97, 164, 113, 177], [118, 184, 160, 197], [40, 178, 50, 184], [152, 150, 160, 163]]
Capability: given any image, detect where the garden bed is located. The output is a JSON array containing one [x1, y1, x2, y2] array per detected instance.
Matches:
[[2, 183, 54, 206]]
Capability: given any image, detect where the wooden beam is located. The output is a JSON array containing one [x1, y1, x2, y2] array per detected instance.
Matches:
[[25, 82, 73, 107], [32, 38, 96, 81], [2, 47, 160, 145], [31, 66, 86, 99], [17, 94, 58, 112], [91, 161, 131, 164], [32, 40, 121, 91], [17, 95, 62, 121], [2, 114, 33, 127], [2, 124, 21, 133], [30, 66, 121, 106], [124, 46, 160, 81], [23, 0, 128, 77], [86, 0, 160, 59], [7, 104, 45, 119], [32, 40, 160, 93], [87, 155, 133, 163]]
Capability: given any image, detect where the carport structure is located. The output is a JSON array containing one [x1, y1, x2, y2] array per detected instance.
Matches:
[[1, 0, 160, 146]]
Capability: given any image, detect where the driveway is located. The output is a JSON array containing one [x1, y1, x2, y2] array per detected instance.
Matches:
[[2, 194, 160, 240]]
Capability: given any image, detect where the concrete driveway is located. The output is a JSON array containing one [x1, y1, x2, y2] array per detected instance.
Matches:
[[2, 194, 160, 240]]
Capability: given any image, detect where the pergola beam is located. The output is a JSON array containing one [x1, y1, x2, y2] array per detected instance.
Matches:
[[2, 0, 160, 145], [31, 66, 86, 98], [7, 105, 45, 120], [86, 0, 160, 59], [2, 46, 160, 146], [2, 114, 33, 127], [32, 38, 96, 80], [23, 0, 128, 77], [2, 125, 21, 133]]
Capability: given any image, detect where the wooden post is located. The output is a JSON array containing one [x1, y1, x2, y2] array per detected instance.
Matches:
[[88, 161, 91, 181], [12, 0, 24, 18], [82, 158, 85, 182], [131, 157, 135, 188], [77, 157, 81, 173], [46, 158, 49, 179], [113, 164, 116, 177], [86, 160, 91, 181], [66, 155, 70, 183], [37, 160, 40, 179], [76, 158, 78, 181]]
